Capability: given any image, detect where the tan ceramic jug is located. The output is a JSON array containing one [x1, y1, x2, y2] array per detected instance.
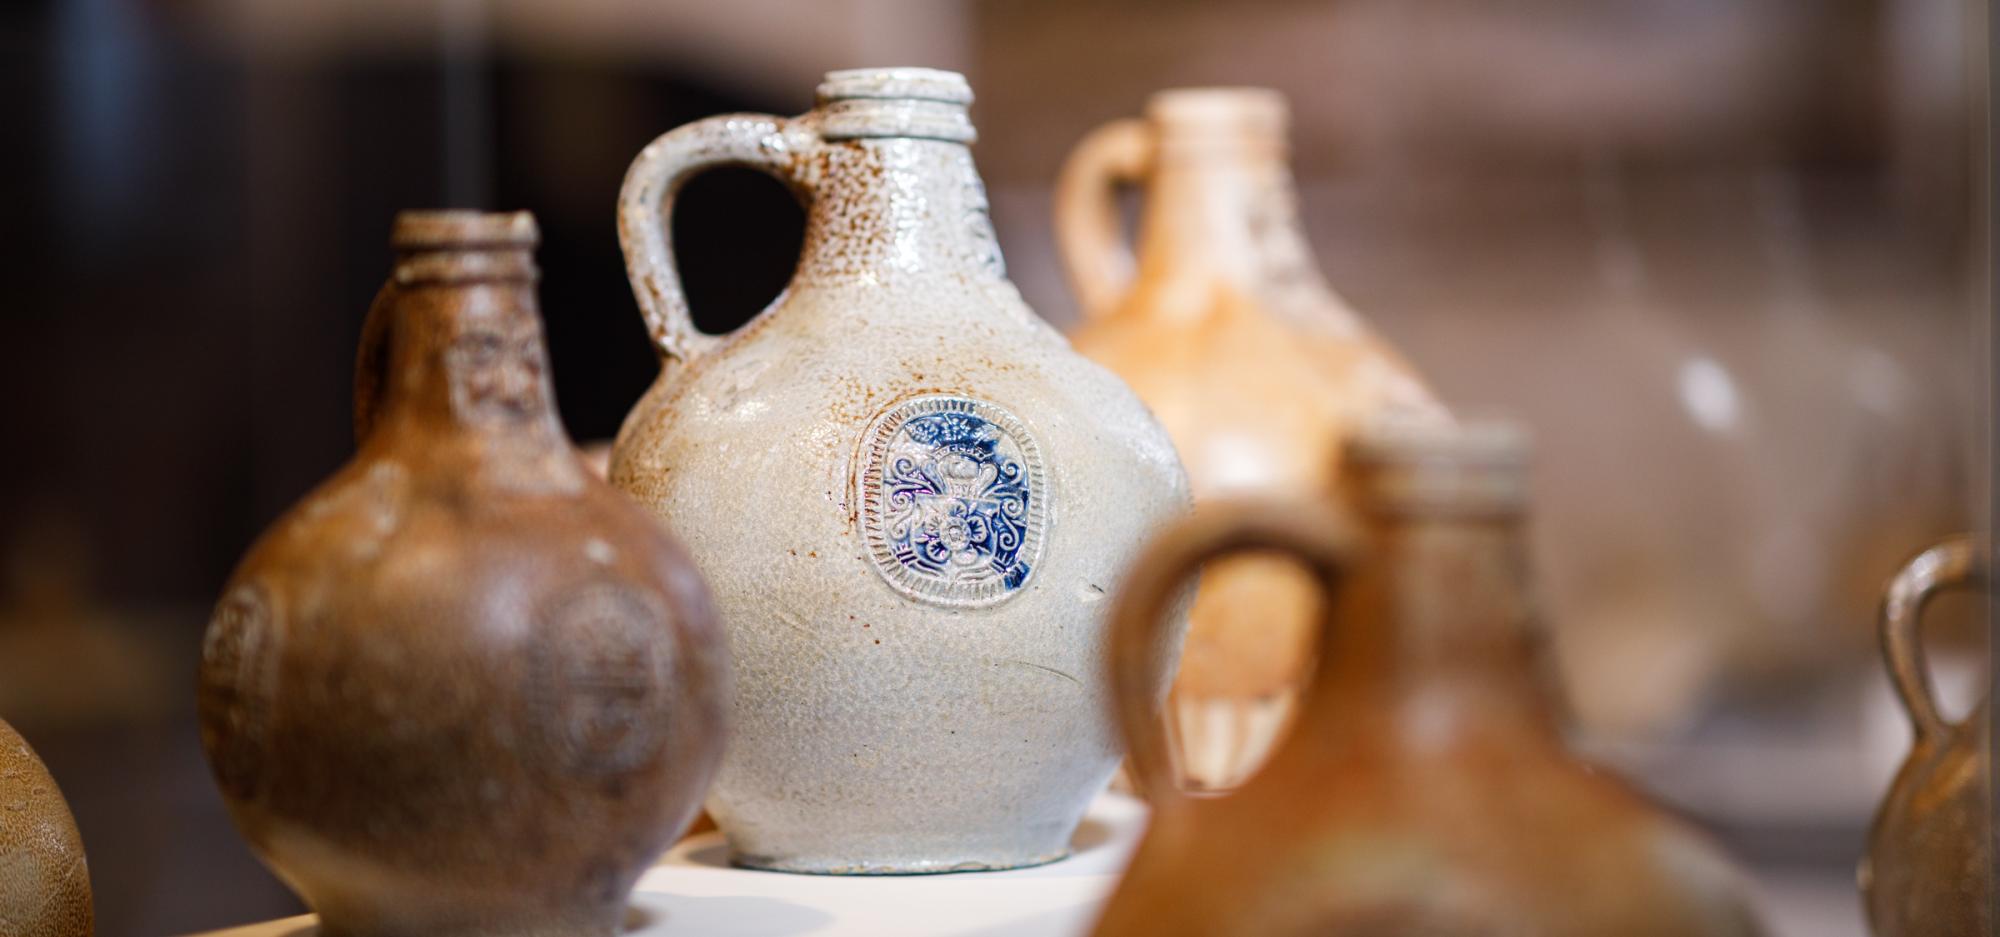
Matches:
[[1096, 423, 1764, 937], [613, 68, 1189, 873], [1859, 535, 1989, 937], [1057, 88, 1448, 789], [199, 212, 728, 937], [0, 718, 92, 937]]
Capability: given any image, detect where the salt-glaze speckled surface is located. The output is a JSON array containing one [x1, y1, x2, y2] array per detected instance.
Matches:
[[0, 718, 92, 937], [201, 213, 729, 937], [613, 68, 1190, 874], [1860, 536, 1990, 937], [1056, 89, 1448, 790]]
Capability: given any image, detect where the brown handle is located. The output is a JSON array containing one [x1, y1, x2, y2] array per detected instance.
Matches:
[[1053, 117, 1153, 319], [1879, 535, 1986, 745], [351, 282, 397, 446], [1107, 499, 1356, 808]]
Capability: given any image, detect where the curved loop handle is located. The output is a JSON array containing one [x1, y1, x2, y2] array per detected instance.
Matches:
[[1107, 499, 1356, 810], [1880, 534, 1987, 745], [1053, 118, 1154, 319], [351, 282, 397, 446], [618, 113, 820, 365]]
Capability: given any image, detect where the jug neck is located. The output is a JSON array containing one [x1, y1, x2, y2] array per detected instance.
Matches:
[[1132, 92, 1336, 317], [795, 68, 1006, 288], [1305, 425, 1562, 746], [356, 212, 575, 476]]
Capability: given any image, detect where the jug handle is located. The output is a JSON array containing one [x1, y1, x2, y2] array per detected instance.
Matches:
[[351, 282, 397, 446], [1053, 118, 1153, 319], [618, 114, 820, 365], [1880, 535, 1986, 745], [1107, 500, 1355, 809]]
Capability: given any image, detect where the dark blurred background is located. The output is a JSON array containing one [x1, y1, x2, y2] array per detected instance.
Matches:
[[0, 1, 1985, 934]]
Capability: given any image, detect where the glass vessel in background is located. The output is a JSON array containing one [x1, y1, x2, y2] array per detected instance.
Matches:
[[1095, 423, 1764, 937], [1055, 88, 1448, 789], [0, 717, 91, 937], [613, 68, 1189, 873], [199, 212, 728, 937], [1860, 535, 1988, 937]]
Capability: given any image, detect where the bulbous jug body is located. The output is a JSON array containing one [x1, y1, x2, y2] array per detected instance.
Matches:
[[1056, 88, 1447, 789], [613, 68, 1189, 873], [199, 212, 729, 937]]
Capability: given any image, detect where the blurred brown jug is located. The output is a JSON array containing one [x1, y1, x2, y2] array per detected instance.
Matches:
[[1096, 423, 1765, 937], [0, 718, 91, 936], [1860, 535, 1989, 937], [1056, 88, 1448, 789], [197, 212, 729, 937]]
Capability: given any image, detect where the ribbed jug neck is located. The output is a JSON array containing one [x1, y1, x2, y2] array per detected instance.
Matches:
[[356, 211, 575, 472], [1131, 89, 1341, 321], [1303, 423, 1564, 744]]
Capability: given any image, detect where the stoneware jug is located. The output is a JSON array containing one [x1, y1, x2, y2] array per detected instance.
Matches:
[[1096, 423, 1764, 937], [613, 67, 1189, 874], [198, 211, 728, 937], [1056, 88, 1448, 789], [1859, 535, 1989, 937], [0, 718, 92, 937]]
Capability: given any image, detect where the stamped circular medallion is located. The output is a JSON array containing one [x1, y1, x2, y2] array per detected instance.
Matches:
[[858, 395, 1048, 607], [199, 584, 279, 802], [528, 583, 675, 777]]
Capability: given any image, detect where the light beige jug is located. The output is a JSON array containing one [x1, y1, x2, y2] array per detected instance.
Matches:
[[613, 68, 1189, 873], [1056, 88, 1447, 788]]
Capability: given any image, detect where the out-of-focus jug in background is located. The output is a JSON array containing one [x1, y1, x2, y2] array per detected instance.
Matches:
[[197, 212, 729, 937], [1055, 87, 1447, 789], [1094, 423, 1764, 937], [1859, 535, 1989, 937], [0, 717, 92, 937], [612, 68, 1189, 873]]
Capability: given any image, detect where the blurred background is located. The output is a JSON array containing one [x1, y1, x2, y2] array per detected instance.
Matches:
[[0, 0, 1986, 934]]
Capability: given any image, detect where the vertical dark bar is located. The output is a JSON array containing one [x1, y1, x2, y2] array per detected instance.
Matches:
[[440, 0, 492, 209]]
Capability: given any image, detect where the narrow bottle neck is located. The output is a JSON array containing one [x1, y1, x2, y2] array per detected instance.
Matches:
[[793, 137, 1007, 287], [361, 272, 574, 473], [1133, 145, 1331, 308], [1309, 511, 1561, 741]]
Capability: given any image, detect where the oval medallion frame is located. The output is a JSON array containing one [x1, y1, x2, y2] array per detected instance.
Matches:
[[857, 395, 1050, 608]]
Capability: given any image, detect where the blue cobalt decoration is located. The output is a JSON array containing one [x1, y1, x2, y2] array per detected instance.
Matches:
[[859, 396, 1048, 607]]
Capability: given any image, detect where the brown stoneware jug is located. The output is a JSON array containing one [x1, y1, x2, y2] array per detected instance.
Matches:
[[0, 718, 92, 937], [198, 211, 728, 937], [1096, 423, 1765, 937], [1860, 535, 1989, 937], [1057, 88, 1448, 789]]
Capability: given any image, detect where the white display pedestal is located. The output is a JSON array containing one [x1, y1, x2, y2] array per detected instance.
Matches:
[[189, 793, 1148, 937]]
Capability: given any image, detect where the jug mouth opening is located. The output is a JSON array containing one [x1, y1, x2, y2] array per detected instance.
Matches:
[[391, 211, 540, 285], [392, 210, 539, 251], [817, 67, 977, 144], [1343, 419, 1530, 517], [1147, 88, 1289, 156]]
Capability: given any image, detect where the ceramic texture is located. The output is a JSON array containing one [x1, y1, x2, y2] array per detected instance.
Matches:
[[1094, 424, 1765, 937], [0, 719, 92, 937], [1860, 536, 1989, 937], [1056, 88, 1448, 790], [613, 68, 1190, 874], [199, 212, 729, 937]]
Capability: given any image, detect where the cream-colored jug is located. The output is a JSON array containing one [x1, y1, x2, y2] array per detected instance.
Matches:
[[614, 68, 1190, 873], [1056, 88, 1447, 789]]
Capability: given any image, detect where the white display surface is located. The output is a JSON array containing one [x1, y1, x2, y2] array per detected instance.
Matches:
[[187, 793, 1147, 937]]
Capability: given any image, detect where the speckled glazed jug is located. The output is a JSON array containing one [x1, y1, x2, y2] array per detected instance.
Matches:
[[199, 212, 728, 937], [613, 68, 1189, 873], [1097, 424, 1764, 937], [0, 718, 92, 937], [1860, 535, 1989, 937], [1057, 88, 1447, 789]]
